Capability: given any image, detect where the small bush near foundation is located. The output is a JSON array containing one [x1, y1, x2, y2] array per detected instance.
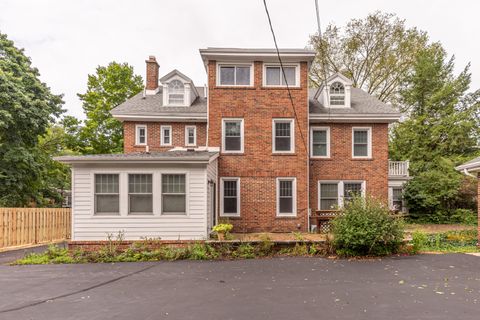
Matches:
[[331, 196, 404, 257], [233, 243, 256, 259], [411, 231, 428, 254]]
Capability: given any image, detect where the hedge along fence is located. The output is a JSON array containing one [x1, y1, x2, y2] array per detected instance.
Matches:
[[0, 208, 71, 250]]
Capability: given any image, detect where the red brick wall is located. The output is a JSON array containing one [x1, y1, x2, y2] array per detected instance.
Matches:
[[309, 123, 389, 211], [123, 122, 207, 153], [208, 60, 310, 232], [145, 56, 159, 91]]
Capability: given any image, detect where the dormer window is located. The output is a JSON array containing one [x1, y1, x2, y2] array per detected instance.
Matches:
[[168, 80, 185, 105], [329, 82, 345, 106]]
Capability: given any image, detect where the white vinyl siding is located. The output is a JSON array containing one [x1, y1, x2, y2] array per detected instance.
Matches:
[[71, 164, 209, 240]]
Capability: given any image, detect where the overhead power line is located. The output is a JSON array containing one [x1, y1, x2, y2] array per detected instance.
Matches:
[[262, 0, 308, 152]]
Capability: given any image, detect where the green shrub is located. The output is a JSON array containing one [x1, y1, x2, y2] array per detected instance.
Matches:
[[234, 243, 255, 259], [188, 243, 218, 260], [451, 209, 477, 225], [411, 230, 428, 253], [257, 234, 274, 256], [331, 196, 404, 257]]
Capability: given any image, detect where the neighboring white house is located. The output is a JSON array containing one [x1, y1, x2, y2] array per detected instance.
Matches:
[[56, 150, 218, 241]]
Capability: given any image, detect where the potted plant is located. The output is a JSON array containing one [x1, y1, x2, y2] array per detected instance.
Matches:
[[212, 223, 233, 240]]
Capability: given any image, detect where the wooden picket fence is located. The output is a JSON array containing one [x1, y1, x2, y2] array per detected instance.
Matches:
[[0, 208, 71, 250]]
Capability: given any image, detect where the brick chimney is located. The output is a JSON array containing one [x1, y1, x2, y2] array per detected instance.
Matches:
[[145, 55, 159, 93]]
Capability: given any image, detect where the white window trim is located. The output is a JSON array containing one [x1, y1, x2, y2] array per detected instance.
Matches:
[[276, 177, 297, 217], [262, 63, 300, 88], [216, 62, 254, 87], [272, 119, 295, 154], [318, 180, 366, 210], [310, 126, 330, 158], [93, 173, 121, 216], [160, 172, 189, 216], [220, 177, 241, 217], [185, 126, 197, 146], [127, 173, 154, 215], [161, 125, 172, 146], [135, 124, 147, 146], [352, 127, 372, 159], [221, 118, 244, 154]]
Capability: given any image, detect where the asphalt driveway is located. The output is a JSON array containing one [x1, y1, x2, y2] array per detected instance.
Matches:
[[0, 254, 479, 320]]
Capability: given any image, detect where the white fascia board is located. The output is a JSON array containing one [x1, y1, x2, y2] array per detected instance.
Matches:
[[309, 113, 401, 123], [112, 114, 207, 122], [456, 162, 480, 173]]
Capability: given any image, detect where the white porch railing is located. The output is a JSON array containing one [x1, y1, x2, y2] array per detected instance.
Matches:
[[389, 160, 409, 177]]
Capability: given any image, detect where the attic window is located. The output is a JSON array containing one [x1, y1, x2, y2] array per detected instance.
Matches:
[[329, 82, 345, 106], [168, 80, 185, 105]]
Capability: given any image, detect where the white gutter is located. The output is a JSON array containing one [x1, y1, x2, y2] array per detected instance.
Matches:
[[112, 114, 207, 122]]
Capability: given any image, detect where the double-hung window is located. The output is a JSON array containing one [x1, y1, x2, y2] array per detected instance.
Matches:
[[128, 174, 153, 214], [185, 126, 196, 146], [218, 65, 252, 86], [392, 188, 403, 212], [276, 178, 296, 216], [221, 178, 240, 216], [136, 125, 147, 145], [273, 119, 294, 153], [94, 174, 119, 215], [161, 126, 172, 146], [343, 182, 363, 205], [311, 127, 330, 158], [352, 127, 371, 158], [319, 183, 338, 210], [222, 119, 244, 153], [318, 181, 365, 210], [264, 65, 297, 86], [162, 174, 187, 215]]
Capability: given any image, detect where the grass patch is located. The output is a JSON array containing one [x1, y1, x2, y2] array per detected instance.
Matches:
[[409, 229, 479, 253]]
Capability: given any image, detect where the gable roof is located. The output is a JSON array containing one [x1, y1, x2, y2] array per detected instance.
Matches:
[[110, 86, 207, 122], [159, 69, 195, 84], [315, 72, 353, 99], [309, 87, 401, 123]]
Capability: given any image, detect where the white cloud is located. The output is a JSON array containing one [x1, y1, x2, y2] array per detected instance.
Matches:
[[0, 0, 478, 119]]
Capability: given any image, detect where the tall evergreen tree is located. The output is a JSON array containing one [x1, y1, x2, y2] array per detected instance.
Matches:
[[390, 43, 480, 219]]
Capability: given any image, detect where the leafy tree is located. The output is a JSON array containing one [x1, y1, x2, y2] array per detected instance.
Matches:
[[0, 32, 64, 206], [390, 43, 480, 220], [77, 62, 143, 154], [309, 11, 428, 103]]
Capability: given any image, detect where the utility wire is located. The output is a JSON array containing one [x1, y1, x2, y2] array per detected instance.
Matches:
[[262, 0, 308, 152], [314, 0, 331, 118]]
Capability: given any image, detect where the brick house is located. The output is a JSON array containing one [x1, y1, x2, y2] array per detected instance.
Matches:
[[56, 48, 408, 241]]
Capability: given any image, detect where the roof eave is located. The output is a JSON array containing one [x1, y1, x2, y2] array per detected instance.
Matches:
[[111, 114, 207, 122], [309, 113, 401, 123]]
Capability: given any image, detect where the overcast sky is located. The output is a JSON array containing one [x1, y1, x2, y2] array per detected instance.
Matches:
[[1, 0, 479, 119]]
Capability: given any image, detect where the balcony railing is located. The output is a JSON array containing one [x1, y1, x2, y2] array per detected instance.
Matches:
[[389, 160, 409, 177]]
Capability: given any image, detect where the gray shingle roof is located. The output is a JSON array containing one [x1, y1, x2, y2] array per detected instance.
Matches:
[[55, 151, 218, 163], [456, 157, 480, 171], [309, 88, 399, 115], [111, 87, 207, 117]]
